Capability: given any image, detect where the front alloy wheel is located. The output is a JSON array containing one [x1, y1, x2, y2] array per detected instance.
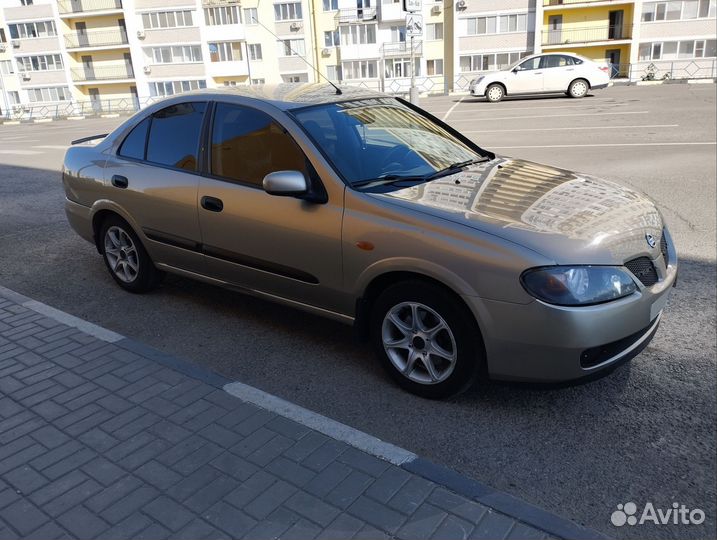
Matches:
[[486, 84, 505, 103]]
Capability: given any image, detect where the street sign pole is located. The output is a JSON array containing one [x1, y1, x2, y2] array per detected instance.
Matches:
[[404, 2, 422, 105], [410, 34, 416, 104]]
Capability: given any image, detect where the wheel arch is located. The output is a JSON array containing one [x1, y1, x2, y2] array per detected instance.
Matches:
[[486, 81, 507, 96], [570, 77, 591, 89], [90, 201, 141, 254]]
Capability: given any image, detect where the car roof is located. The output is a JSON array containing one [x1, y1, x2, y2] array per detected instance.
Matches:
[[176, 83, 388, 110]]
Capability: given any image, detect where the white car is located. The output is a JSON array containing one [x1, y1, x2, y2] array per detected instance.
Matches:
[[469, 53, 611, 102]]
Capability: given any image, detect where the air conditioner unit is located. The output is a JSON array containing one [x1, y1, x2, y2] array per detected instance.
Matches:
[[136, 30, 145, 39], [143, 65, 151, 74], [455, 0, 466, 9], [321, 48, 331, 56], [431, 5, 441, 13], [290, 21, 302, 30], [22, 73, 31, 81], [12, 40, 20, 48], [0, 44, 6, 52]]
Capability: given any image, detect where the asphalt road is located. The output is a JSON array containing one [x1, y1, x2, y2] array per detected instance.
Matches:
[[1, 84, 715, 540]]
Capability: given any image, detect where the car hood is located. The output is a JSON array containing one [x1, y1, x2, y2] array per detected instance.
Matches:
[[368, 157, 664, 265]]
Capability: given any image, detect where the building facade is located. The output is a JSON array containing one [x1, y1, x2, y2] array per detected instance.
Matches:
[[1, 0, 715, 116]]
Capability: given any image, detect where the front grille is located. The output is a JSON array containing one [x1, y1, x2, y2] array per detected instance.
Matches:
[[625, 257, 659, 287], [660, 230, 669, 265]]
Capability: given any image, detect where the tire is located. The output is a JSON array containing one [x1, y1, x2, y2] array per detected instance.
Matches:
[[568, 78, 589, 98], [370, 280, 485, 399], [99, 215, 161, 293], [485, 83, 505, 103]]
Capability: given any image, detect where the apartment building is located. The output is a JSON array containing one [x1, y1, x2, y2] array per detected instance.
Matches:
[[0, 0, 715, 115]]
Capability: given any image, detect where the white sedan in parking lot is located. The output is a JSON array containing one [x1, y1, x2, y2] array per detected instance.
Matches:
[[470, 53, 611, 102]]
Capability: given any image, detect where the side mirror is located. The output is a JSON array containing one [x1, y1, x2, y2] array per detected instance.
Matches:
[[512, 66, 523, 73], [263, 170, 309, 197]]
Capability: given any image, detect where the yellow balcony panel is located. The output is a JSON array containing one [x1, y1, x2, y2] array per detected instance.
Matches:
[[544, 0, 635, 10], [71, 64, 135, 83], [542, 24, 632, 46], [58, 0, 124, 18], [65, 28, 129, 50]]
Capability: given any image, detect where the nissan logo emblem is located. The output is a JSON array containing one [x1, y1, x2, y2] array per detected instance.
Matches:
[[645, 233, 656, 248]]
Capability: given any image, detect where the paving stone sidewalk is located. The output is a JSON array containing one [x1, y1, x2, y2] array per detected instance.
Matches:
[[0, 289, 559, 540]]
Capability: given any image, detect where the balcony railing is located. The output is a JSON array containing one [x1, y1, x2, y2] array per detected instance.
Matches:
[[58, 0, 123, 15], [65, 28, 128, 49], [71, 65, 134, 81], [544, 0, 630, 5], [382, 41, 422, 57], [542, 24, 631, 45], [337, 7, 377, 23]]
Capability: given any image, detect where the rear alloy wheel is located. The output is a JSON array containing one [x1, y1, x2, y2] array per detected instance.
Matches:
[[100, 216, 161, 293], [485, 84, 505, 103], [371, 281, 484, 399], [568, 79, 589, 98]]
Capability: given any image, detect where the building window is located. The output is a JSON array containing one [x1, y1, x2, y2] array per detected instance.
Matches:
[[639, 39, 717, 59], [149, 45, 202, 64], [244, 8, 258, 24], [0, 60, 14, 75], [209, 42, 243, 62], [459, 51, 528, 72], [205, 6, 241, 25], [341, 24, 377, 45], [21, 0, 34, 5], [251, 78, 265, 84], [342, 60, 378, 79], [390, 25, 406, 42], [326, 65, 341, 80], [323, 0, 339, 10], [324, 30, 340, 47], [277, 39, 305, 56], [465, 13, 527, 35], [385, 57, 419, 78], [16, 54, 63, 72], [427, 58, 443, 75], [426, 23, 443, 40], [642, 0, 716, 21], [149, 79, 207, 97], [9, 91, 21, 105], [141, 10, 194, 29], [274, 2, 303, 21], [248, 43, 263, 60], [8, 21, 56, 39], [27, 86, 71, 102]]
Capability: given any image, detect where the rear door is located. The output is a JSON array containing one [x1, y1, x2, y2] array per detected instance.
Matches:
[[541, 54, 575, 91], [196, 102, 344, 312], [102, 101, 206, 274]]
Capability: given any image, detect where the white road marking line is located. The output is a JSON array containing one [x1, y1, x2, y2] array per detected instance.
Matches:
[[464, 124, 679, 133], [224, 381, 418, 466], [34, 145, 69, 149], [442, 95, 466, 121], [490, 142, 717, 149], [441, 101, 624, 113], [0, 149, 43, 155], [22, 300, 124, 343], [450, 111, 650, 122]]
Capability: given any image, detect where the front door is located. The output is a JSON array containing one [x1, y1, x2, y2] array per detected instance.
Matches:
[[81, 55, 95, 80], [508, 55, 544, 94], [129, 85, 139, 110], [76, 22, 88, 47], [548, 15, 562, 44], [197, 102, 344, 313], [88, 88, 101, 112], [606, 49, 621, 78], [609, 10, 624, 39]]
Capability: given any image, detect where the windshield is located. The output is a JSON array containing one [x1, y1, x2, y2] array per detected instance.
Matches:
[[291, 98, 484, 186]]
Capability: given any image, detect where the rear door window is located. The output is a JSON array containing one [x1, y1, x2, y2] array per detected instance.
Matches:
[[146, 102, 207, 172], [210, 102, 308, 187], [118, 117, 150, 160]]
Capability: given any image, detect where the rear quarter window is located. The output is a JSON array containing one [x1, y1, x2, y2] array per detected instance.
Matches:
[[118, 117, 150, 160]]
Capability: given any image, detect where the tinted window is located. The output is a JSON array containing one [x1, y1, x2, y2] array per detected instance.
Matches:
[[146, 102, 207, 172], [211, 103, 307, 187], [519, 57, 541, 70], [118, 117, 150, 160], [542, 55, 574, 68]]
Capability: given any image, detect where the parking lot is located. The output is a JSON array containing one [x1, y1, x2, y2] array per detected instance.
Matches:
[[1, 83, 715, 539]]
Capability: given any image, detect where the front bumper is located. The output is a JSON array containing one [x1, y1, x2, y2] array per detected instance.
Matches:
[[466, 254, 677, 382]]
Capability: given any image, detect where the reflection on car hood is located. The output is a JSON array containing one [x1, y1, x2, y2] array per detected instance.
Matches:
[[370, 157, 663, 265]]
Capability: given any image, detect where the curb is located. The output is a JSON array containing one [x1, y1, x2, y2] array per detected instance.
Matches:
[[0, 284, 610, 540]]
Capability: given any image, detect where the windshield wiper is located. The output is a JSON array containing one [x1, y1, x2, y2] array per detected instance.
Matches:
[[422, 157, 491, 181], [351, 174, 426, 189]]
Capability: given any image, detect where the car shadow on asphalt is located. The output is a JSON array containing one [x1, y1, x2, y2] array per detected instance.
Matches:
[[455, 93, 599, 104]]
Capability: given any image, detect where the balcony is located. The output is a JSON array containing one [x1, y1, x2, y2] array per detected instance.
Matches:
[[544, 0, 634, 6], [382, 41, 422, 57], [58, 0, 123, 16], [71, 64, 134, 82], [65, 28, 129, 49], [542, 24, 632, 46], [337, 7, 377, 24]]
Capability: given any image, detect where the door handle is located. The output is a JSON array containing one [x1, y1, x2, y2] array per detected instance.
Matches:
[[111, 175, 128, 189], [534, 72, 543, 75], [201, 196, 224, 212], [566, 68, 574, 71]]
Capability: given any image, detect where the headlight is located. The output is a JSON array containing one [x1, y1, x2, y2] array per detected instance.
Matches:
[[521, 266, 638, 306]]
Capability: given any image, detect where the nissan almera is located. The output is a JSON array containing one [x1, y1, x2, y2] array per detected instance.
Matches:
[[62, 84, 677, 398]]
